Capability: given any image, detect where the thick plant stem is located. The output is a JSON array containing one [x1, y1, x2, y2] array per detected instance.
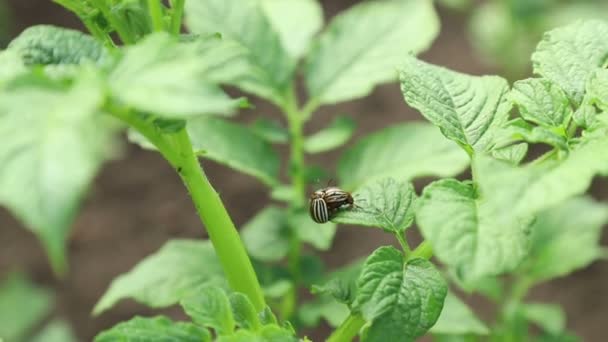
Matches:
[[411, 241, 433, 260], [170, 0, 186, 35], [170, 130, 266, 311], [327, 313, 366, 342], [89, 0, 135, 44], [394, 232, 412, 256], [147, 0, 166, 32]]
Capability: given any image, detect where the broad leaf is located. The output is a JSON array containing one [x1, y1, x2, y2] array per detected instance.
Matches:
[[532, 20, 608, 104], [511, 78, 572, 128], [216, 325, 298, 342], [288, 210, 337, 251], [185, 0, 295, 105], [0, 273, 52, 341], [241, 206, 289, 262], [94, 316, 211, 342], [109, 33, 244, 118], [8, 25, 109, 65], [304, 116, 355, 153], [416, 179, 531, 280], [332, 178, 416, 233], [586, 68, 608, 111], [0, 50, 26, 84], [497, 119, 568, 150], [491, 143, 528, 165], [520, 197, 608, 282], [229, 293, 262, 331], [188, 117, 280, 187], [31, 320, 77, 342], [430, 292, 489, 335], [94, 240, 225, 315], [572, 104, 597, 129], [305, 0, 439, 104], [338, 122, 469, 190], [400, 56, 511, 153], [260, 0, 323, 59], [520, 303, 565, 335], [306, 0, 438, 105], [0, 71, 113, 272], [354, 247, 447, 341], [181, 286, 235, 335], [250, 118, 289, 144]]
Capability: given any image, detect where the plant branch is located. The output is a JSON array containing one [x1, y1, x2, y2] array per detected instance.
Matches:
[[394, 232, 411, 257], [169, 0, 186, 35], [410, 241, 433, 260], [327, 313, 366, 342], [147, 0, 166, 32], [89, 0, 136, 44]]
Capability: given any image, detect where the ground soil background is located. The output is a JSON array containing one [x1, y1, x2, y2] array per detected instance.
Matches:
[[1, 1, 607, 341]]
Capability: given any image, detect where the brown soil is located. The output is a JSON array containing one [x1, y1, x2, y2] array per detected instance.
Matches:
[[1, 1, 607, 341]]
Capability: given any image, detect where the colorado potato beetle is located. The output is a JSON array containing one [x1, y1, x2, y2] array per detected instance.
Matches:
[[309, 187, 354, 223]]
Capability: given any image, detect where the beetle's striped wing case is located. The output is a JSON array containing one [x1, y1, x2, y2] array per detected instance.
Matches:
[[310, 197, 330, 223]]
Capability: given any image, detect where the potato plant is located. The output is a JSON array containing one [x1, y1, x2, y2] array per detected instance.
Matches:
[[0, 0, 607, 341]]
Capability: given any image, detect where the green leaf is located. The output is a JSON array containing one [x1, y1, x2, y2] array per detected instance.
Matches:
[[416, 179, 531, 280], [31, 320, 77, 342], [0, 50, 26, 85], [93, 239, 225, 315], [259, 0, 323, 59], [354, 247, 447, 341], [497, 119, 568, 150], [299, 298, 350, 328], [229, 292, 262, 331], [306, 0, 438, 105], [521, 197, 608, 282], [532, 20, 608, 104], [288, 209, 337, 251], [510, 78, 572, 128], [8, 25, 109, 65], [430, 292, 489, 335], [0, 71, 113, 273], [399, 56, 511, 153], [216, 324, 298, 342], [520, 303, 565, 335], [94, 316, 211, 342], [338, 122, 469, 190], [586, 68, 608, 111], [332, 178, 416, 233], [0, 273, 52, 341], [181, 286, 235, 335], [188, 117, 280, 187], [304, 116, 355, 153], [109, 33, 244, 118], [184, 0, 295, 105], [241, 206, 289, 262], [491, 143, 528, 165], [573, 103, 597, 129], [250, 118, 289, 144]]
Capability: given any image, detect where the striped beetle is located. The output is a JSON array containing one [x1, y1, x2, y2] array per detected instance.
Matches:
[[309, 186, 354, 223]]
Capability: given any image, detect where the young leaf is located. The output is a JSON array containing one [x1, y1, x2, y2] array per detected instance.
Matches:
[[520, 197, 608, 283], [498, 119, 568, 150], [332, 178, 416, 233], [93, 240, 225, 315], [94, 316, 211, 342], [250, 118, 289, 144], [532, 20, 608, 104], [0, 71, 114, 273], [353, 247, 447, 341], [288, 210, 337, 251], [229, 293, 262, 331], [109, 33, 244, 118], [215, 324, 298, 342], [180, 286, 235, 335], [0, 273, 52, 341], [510, 78, 572, 128], [520, 303, 565, 336], [31, 320, 77, 342], [399, 56, 511, 153], [430, 292, 489, 335], [184, 0, 295, 105], [586, 69, 608, 111], [304, 116, 355, 153], [491, 143, 528, 165], [241, 206, 289, 262], [416, 179, 531, 280], [8, 25, 109, 65], [338, 122, 469, 190], [259, 0, 323, 59], [305, 0, 439, 105], [188, 117, 280, 187]]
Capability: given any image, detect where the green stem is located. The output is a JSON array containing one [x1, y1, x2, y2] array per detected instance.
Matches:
[[82, 18, 116, 48], [410, 241, 433, 260], [394, 232, 411, 257], [147, 0, 165, 32], [169, 0, 185, 35], [109, 107, 266, 311], [89, 0, 136, 44], [327, 313, 366, 342]]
